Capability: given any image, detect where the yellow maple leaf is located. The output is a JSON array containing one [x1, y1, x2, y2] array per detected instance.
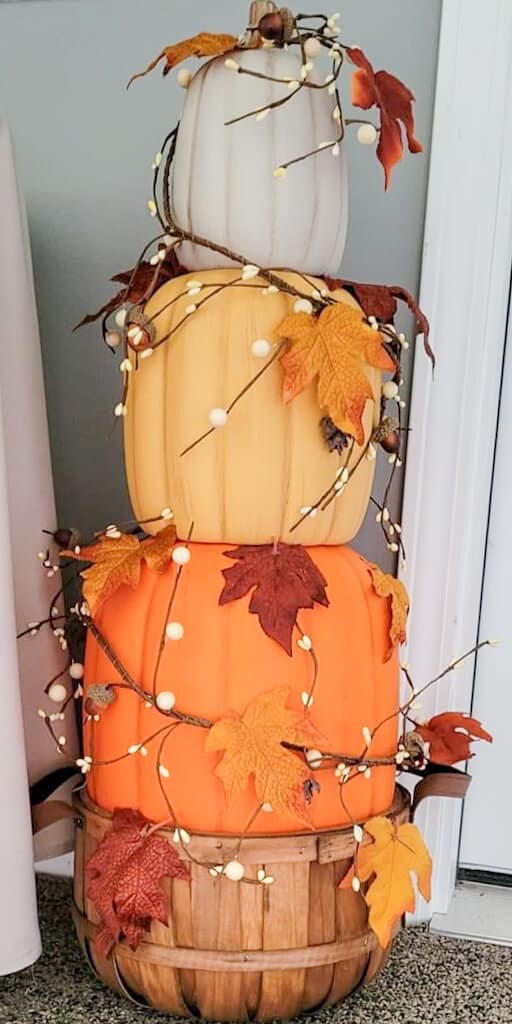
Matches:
[[278, 303, 395, 445], [141, 525, 177, 573], [70, 534, 142, 615], [128, 33, 240, 86], [205, 687, 324, 824], [357, 817, 432, 948], [368, 564, 409, 659], [64, 527, 178, 615]]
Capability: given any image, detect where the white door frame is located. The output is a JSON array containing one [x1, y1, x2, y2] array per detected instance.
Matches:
[[401, 0, 512, 917]]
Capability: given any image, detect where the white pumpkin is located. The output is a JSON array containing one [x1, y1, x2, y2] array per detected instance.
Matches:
[[171, 48, 348, 274]]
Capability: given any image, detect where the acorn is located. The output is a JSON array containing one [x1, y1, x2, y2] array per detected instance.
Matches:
[[258, 8, 295, 43], [53, 527, 82, 550], [380, 430, 401, 455], [86, 684, 116, 712], [125, 306, 156, 353], [258, 10, 285, 41], [372, 416, 400, 454]]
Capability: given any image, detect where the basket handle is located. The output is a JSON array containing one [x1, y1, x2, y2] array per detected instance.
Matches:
[[411, 768, 471, 820]]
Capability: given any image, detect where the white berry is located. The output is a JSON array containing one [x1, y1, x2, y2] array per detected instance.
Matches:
[[48, 682, 68, 704], [172, 545, 190, 566], [177, 68, 193, 88], [208, 407, 228, 428], [106, 330, 122, 348], [357, 124, 378, 145], [156, 691, 176, 712], [166, 621, 184, 641], [224, 860, 245, 882], [304, 36, 322, 58], [294, 298, 313, 315], [382, 380, 399, 399], [114, 308, 127, 328], [69, 663, 84, 680], [251, 338, 272, 359], [305, 749, 323, 769]]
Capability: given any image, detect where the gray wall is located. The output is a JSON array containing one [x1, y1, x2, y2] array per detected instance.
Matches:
[[0, 0, 441, 561]]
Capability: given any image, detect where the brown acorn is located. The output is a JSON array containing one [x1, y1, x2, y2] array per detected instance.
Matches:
[[380, 430, 401, 455], [125, 305, 156, 353], [258, 10, 285, 41], [53, 527, 82, 550]]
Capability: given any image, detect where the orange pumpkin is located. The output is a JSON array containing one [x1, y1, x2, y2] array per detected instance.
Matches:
[[123, 271, 382, 546], [84, 543, 399, 834]]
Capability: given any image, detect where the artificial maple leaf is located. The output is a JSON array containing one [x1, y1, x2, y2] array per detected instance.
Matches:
[[128, 33, 239, 87], [141, 525, 177, 573], [357, 817, 432, 948], [368, 564, 409, 660], [415, 712, 493, 766], [219, 544, 329, 655], [63, 528, 177, 614], [75, 255, 185, 330], [324, 276, 434, 367], [64, 533, 142, 615], [206, 687, 323, 823], [278, 304, 395, 446], [86, 807, 190, 956], [346, 47, 423, 189]]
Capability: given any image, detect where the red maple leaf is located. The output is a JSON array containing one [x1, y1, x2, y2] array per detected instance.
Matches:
[[346, 47, 423, 189], [85, 808, 190, 956], [219, 544, 329, 655], [75, 253, 186, 329], [415, 713, 493, 766], [324, 276, 434, 367]]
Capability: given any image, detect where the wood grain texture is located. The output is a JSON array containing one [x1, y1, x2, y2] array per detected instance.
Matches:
[[124, 271, 381, 546], [72, 789, 409, 1020]]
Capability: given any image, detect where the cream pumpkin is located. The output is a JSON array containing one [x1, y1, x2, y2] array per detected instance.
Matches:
[[171, 47, 348, 274], [123, 270, 381, 545]]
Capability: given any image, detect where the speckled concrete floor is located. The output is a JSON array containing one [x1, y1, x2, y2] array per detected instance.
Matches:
[[1, 876, 511, 1024]]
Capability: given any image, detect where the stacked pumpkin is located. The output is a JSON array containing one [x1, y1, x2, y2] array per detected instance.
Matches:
[[73, 5, 422, 1018]]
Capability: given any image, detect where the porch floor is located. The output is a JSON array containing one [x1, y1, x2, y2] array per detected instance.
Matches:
[[1, 876, 511, 1024]]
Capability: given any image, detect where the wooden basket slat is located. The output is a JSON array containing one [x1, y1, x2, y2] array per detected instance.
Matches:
[[170, 875, 197, 1013], [302, 860, 337, 1010], [256, 860, 310, 1020]]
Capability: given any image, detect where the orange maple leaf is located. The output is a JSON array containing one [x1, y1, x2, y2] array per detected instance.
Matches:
[[64, 527, 177, 615], [357, 817, 432, 948], [128, 33, 239, 86], [141, 525, 177, 573], [278, 303, 395, 445], [368, 564, 409, 659], [346, 47, 423, 189], [205, 687, 324, 824]]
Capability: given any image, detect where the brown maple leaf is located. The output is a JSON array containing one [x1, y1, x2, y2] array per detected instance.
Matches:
[[128, 33, 240, 87], [206, 687, 324, 823], [346, 47, 423, 189], [415, 713, 492, 766], [86, 808, 190, 956], [278, 303, 395, 445], [75, 255, 185, 330], [357, 817, 432, 948], [368, 565, 409, 660], [219, 543, 329, 655], [63, 527, 177, 615], [324, 276, 434, 368]]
